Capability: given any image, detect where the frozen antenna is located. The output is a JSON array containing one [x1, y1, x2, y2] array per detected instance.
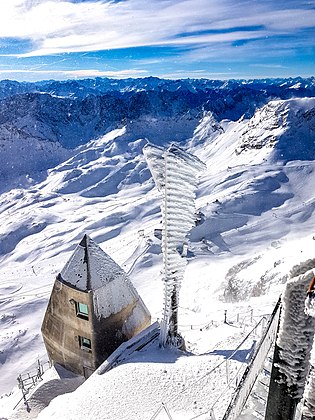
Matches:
[[143, 143, 205, 348]]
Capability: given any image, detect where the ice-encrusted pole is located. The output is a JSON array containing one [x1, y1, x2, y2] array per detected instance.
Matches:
[[301, 348, 315, 420], [265, 269, 315, 420], [302, 275, 315, 420], [143, 143, 205, 347]]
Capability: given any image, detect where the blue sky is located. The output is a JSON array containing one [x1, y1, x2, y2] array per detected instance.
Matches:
[[0, 0, 314, 81]]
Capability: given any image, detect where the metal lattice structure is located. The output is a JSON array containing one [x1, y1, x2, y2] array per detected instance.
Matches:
[[143, 144, 205, 347]]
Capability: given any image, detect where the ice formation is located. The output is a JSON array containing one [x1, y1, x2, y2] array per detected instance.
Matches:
[[302, 348, 315, 418], [276, 269, 315, 397], [143, 143, 205, 346], [303, 275, 315, 418], [305, 294, 315, 318]]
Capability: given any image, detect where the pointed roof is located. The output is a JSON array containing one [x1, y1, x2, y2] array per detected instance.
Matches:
[[58, 234, 127, 292]]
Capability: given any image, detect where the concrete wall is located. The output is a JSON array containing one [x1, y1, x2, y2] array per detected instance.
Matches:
[[42, 279, 95, 377], [42, 278, 151, 378], [92, 300, 150, 367]]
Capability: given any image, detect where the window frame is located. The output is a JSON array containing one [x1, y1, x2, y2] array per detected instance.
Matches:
[[75, 301, 89, 320], [79, 336, 92, 352]]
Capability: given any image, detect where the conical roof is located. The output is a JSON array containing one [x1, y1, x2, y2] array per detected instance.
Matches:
[[59, 234, 127, 292]]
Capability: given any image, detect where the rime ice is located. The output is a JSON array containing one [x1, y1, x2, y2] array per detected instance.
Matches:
[[276, 269, 315, 397], [144, 143, 205, 346]]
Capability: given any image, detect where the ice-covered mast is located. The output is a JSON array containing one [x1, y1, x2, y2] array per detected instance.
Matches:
[[303, 276, 315, 420], [265, 270, 315, 420], [143, 143, 205, 347]]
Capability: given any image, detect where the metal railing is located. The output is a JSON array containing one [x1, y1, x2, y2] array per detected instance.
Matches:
[[14, 356, 52, 411], [149, 309, 272, 420]]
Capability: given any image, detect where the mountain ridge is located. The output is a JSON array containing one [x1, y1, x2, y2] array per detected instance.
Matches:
[[0, 76, 314, 100], [0, 77, 314, 182]]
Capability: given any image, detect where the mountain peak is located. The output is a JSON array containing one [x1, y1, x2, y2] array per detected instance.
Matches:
[[236, 98, 315, 161]]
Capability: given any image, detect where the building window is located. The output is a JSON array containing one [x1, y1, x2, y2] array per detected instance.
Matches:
[[79, 336, 92, 351], [76, 302, 89, 320]]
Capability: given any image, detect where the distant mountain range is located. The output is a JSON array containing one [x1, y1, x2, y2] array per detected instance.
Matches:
[[1, 76, 314, 100], [0, 76, 314, 180]]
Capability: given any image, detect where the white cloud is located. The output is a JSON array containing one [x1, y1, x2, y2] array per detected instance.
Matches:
[[174, 32, 315, 64], [0, 68, 148, 80], [250, 64, 288, 69], [0, 0, 313, 57], [159, 69, 238, 79]]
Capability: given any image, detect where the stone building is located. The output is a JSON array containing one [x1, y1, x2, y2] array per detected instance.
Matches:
[[41, 234, 151, 378]]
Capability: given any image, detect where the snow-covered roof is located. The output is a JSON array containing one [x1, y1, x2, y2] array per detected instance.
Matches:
[[59, 234, 128, 292]]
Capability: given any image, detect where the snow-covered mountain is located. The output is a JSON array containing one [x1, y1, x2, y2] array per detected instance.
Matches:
[[0, 76, 315, 181], [0, 78, 315, 419], [0, 76, 314, 100], [237, 98, 315, 161]]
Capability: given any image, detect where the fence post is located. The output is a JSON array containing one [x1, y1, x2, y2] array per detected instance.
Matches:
[[17, 374, 22, 389], [261, 316, 266, 336], [17, 374, 31, 413], [149, 404, 163, 420], [253, 324, 258, 339], [162, 402, 174, 420], [224, 310, 227, 324], [37, 359, 42, 379], [226, 359, 230, 384], [235, 371, 240, 388], [209, 407, 216, 419]]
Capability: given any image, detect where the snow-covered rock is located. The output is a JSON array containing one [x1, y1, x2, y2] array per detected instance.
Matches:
[[237, 98, 315, 162]]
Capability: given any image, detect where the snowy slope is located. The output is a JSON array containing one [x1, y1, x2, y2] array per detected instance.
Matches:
[[0, 95, 315, 419]]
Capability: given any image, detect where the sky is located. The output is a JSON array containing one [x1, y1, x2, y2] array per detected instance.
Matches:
[[0, 0, 314, 82]]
